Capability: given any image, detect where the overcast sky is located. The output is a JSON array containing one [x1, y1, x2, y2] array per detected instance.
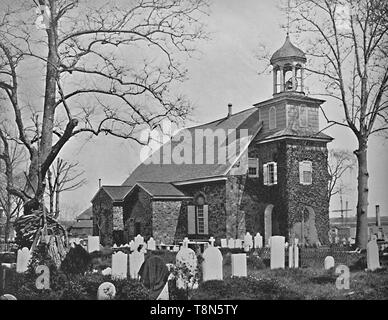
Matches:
[[57, 0, 388, 220]]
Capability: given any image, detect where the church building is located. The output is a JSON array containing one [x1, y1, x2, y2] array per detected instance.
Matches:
[[91, 35, 333, 247]]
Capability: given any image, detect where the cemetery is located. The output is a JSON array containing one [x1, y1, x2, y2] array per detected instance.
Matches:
[[1, 232, 388, 300]]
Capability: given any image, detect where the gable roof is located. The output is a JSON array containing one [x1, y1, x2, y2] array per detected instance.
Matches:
[[127, 182, 192, 199], [76, 206, 93, 220], [122, 107, 262, 186], [91, 185, 132, 203]]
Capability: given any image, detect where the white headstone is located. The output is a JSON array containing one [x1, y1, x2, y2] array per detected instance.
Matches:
[[228, 238, 235, 249], [294, 242, 299, 268], [202, 246, 223, 281], [220, 239, 227, 248], [134, 234, 144, 250], [209, 237, 216, 247], [173, 245, 179, 252], [243, 232, 253, 252], [235, 239, 242, 249], [254, 233, 263, 249], [147, 237, 156, 251], [0, 294, 17, 300], [176, 246, 197, 289], [129, 251, 144, 279], [367, 239, 381, 271], [113, 244, 117, 249], [270, 236, 285, 269], [288, 245, 294, 268], [101, 267, 112, 276], [129, 240, 135, 251], [97, 282, 116, 300], [182, 237, 189, 248], [231, 253, 247, 277], [87, 236, 100, 253], [16, 247, 31, 273], [111, 251, 128, 280], [324, 256, 335, 270]]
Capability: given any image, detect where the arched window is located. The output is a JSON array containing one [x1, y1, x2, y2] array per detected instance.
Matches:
[[269, 106, 276, 130]]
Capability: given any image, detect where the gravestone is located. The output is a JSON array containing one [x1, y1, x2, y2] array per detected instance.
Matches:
[[367, 238, 380, 271], [102, 267, 112, 276], [112, 251, 128, 280], [202, 244, 223, 282], [220, 239, 227, 248], [113, 244, 117, 249], [288, 239, 299, 268], [176, 245, 197, 289], [147, 237, 156, 251], [173, 245, 179, 252], [129, 240, 135, 251], [87, 236, 100, 253], [97, 282, 116, 300], [129, 251, 145, 279], [16, 247, 31, 273], [134, 234, 144, 250], [228, 238, 235, 249], [243, 232, 253, 252], [270, 236, 285, 269], [254, 233, 263, 249], [209, 237, 216, 247], [0, 294, 17, 300], [235, 239, 242, 249], [231, 253, 247, 277], [324, 256, 335, 270]]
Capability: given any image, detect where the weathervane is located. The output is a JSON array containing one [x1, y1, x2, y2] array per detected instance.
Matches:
[[286, 0, 291, 36]]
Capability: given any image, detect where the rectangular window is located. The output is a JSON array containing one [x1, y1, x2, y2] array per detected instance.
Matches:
[[299, 105, 308, 127], [263, 162, 277, 186], [248, 158, 259, 177], [197, 205, 205, 234], [299, 161, 312, 185], [269, 107, 276, 130]]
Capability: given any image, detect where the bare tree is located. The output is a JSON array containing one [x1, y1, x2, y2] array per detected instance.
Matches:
[[284, 0, 388, 249], [328, 149, 356, 204], [0, 0, 209, 215], [46, 157, 86, 219], [0, 126, 25, 242]]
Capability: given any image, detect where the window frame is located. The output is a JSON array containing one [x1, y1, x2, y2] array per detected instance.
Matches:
[[299, 160, 313, 185], [248, 157, 259, 178], [263, 161, 277, 186], [299, 105, 308, 128]]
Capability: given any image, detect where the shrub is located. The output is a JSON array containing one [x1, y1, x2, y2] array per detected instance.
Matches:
[[61, 244, 91, 275], [247, 256, 266, 270], [113, 278, 149, 300]]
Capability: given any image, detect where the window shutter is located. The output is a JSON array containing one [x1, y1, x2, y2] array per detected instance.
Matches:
[[299, 162, 304, 184], [263, 164, 268, 185], [187, 205, 196, 234], [203, 205, 209, 234], [273, 162, 278, 184]]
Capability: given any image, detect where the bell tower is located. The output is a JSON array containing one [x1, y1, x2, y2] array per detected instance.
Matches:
[[270, 34, 306, 95]]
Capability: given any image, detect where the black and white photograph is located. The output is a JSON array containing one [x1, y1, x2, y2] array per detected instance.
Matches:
[[0, 0, 387, 309]]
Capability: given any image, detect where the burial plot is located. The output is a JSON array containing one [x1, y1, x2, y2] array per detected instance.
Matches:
[[202, 246, 223, 281], [270, 236, 285, 269], [112, 251, 128, 280], [231, 253, 247, 277]]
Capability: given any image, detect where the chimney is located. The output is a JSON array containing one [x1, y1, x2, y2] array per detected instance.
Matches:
[[376, 205, 381, 227], [227, 103, 233, 118], [98, 178, 102, 189]]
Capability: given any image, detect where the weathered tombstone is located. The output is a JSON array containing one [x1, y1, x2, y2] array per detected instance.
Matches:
[[87, 236, 100, 253], [243, 232, 253, 252], [173, 245, 179, 252], [270, 236, 285, 269], [16, 247, 31, 273], [288, 239, 299, 268], [102, 267, 112, 276], [209, 237, 216, 247], [113, 244, 117, 249], [176, 245, 197, 289], [97, 282, 116, 300], [235, 239, 242, 249], [324, 256, 335, 270], [202, 246, 223, 281], [112, 251, 128, 280], [35, 265, 50, 290], [288, 244, 294, 268], [129, 240, 135, 251], [254, 233, 263, 249], [335, 265, 350, 290], [227, 238, 235, 249], [231, 253, 247, 277], [134, 234, 144, 250], [220, 239, 227, 248], [147, 237, 156, 251], [129, 251, 144, 279], [367, 238, 381, 271]]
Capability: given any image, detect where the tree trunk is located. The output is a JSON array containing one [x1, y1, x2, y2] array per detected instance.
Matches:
[[54, 191, 59, 219], [355, 139, 369, 250], [4, 216, 10, 243]]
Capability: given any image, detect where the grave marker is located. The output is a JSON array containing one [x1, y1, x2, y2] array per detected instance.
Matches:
[[220, 239, 227, 248], [87, 236, 100, 253], [254, 233, 263, 249], [235, 239, 242, 249], [367, 238, 381, 271], [231, 253, 247, 277], [112, 251, 128, 280], [244, 232, 253, 252], [270, 236, 285, 269], [129, 251, 144, 279], [228, 238, 235, 249], [35, 265, 50, 290], [147, 237, 156, 251], [97, 282, 116, 300], [202, 246, 223, 281], [335, 265, 350, 290], [16, 247, 31, 273], [324, 256, 335, 270]]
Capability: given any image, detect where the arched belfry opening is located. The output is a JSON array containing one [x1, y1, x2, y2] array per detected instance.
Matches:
[[270, 35, 307, 95]]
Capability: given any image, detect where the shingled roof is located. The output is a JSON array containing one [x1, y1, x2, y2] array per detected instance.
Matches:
[[126, 182, 192, 199], [91, 185, 132, 203], [122, 107, 262, 186]]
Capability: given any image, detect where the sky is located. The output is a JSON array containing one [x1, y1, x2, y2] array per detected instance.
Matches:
[[49, 0, 388, 220]]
